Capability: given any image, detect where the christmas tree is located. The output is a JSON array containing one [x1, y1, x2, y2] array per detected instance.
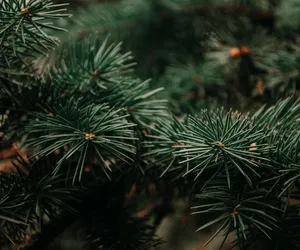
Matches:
[[1, 0, 300, 249]]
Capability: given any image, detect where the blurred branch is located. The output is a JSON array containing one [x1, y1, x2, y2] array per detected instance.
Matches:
[[163, 4, 275, 24]]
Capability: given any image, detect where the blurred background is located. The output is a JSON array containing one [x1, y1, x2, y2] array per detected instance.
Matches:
[[40, 0, 300, 117]]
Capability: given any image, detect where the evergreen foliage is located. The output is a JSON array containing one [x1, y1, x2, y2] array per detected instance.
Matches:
[[1, 0, 300, 250]]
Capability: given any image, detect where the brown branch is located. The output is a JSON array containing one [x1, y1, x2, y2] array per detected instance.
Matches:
[[0, 144, 29, 173]]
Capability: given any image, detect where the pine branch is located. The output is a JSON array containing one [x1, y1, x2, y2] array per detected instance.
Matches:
[[51, 35, 137, 93], [50, 35, 168, 124], [25, 98, 137, 183], [0, 0, 70, 67]]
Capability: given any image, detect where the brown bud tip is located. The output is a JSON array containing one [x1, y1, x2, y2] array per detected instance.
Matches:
[[84, 167, 91, 173], [231, 210, 238, 217], [240, 46, 250, 55], [256, 80, 264, 96], [84, 133, 96, 140], [249, 142, 257, 151], [230, 47, 241, 58], [218, 141, 225, 148], [92, 70, 101, 76], [21, 7, 30, 13]]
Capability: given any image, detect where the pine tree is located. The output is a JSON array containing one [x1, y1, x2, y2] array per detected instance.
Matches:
[[1, 1, 300, 250]]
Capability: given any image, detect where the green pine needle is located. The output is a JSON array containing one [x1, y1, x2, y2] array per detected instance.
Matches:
[[51, 35, 136, 94], [0, 0, 70, 67], [25, 98, 137, 182]]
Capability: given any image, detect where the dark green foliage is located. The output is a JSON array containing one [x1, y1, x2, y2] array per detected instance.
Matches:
[[94, 77, 168, 124], [49, 35, 168, 124], [0, 156, 81, 244], [144, 98, 300, 249], [0, 0, 70, 104], [173, 111, 272, 184], [26, 98, 137, 182], [240, 203, 300, 250], [0, 0, 69, 70], [145, 108, 273, 185], [163, 60, 227, 114], [0, 79, 66, 143], [0, 1, 168, 248], [2, 1, 300, 250], [143, 117, 188, 179], [48, 0, 300, 113], [51, 36, 136, 94], [251, 97, 300, 131], [192, 183, 281, 248]]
